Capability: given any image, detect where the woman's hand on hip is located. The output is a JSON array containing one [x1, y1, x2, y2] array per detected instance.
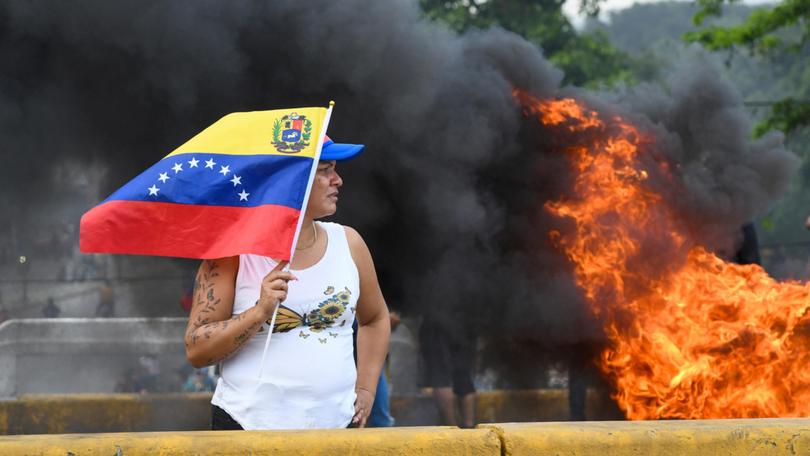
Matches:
[[257, 260, 296, 318], [352, 387, 375, 428]]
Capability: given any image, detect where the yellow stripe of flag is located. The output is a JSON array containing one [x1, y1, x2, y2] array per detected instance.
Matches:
[[167, 107, 328, 158]]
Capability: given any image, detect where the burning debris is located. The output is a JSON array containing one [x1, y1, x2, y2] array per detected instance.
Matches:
[[515, 89, 807, 419]]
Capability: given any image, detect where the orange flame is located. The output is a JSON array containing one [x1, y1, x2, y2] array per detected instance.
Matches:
[[515, 89, 810, 419]]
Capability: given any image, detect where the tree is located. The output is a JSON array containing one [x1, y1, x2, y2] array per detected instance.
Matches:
[[683, 0, 810, 264], [685, 0, 810, 135], [419, 0, 652, 88]]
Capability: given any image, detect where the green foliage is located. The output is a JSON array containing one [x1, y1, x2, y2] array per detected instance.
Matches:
[[687, 0, 810, 54], [760, 215, 774, 232], [578, 0, 602, 17], [692, 0, 741, 26], [419, 0, 647, 87], [420, 0, 576, 54], [685, 0, 810, 135], [753, 98, 810, 137], [549, 30, 642, 88]]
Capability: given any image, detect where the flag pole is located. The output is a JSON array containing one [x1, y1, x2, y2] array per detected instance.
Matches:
[[285, 100, 334, 264], [257, 101, 335, 380]]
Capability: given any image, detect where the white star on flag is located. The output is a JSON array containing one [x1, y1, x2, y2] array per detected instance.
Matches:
[[205, 158, 216, 169], [158, 172, 169, 183], [172, 163, 183, 173], [188, 157, 199, 168], [219, 165, 231, 176], [238, 190, 249, 201], [230, 175, 242, 186], [148, 185, 159, 196]]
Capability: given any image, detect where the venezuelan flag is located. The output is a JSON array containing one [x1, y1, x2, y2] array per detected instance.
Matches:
[[80, 106, 330, 260]]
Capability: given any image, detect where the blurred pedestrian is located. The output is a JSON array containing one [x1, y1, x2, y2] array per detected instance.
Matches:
[[734, 222, 761, 265], [0, 291, 8, 325], [42, 298, 61, 318], [367, 311, 400, 427], [95, 280, 115, 317], [115, 368, 137, 393], [134, 355, 161, 393], [179, 283, 194, 314], [183, 367, 216, 392], [419, 318, 476, 428]]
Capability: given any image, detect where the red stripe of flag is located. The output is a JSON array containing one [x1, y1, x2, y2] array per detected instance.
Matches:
[[80, 201, 300, 260]]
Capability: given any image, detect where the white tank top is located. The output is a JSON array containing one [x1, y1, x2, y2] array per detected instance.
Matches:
[[211, 222, 359, 429]]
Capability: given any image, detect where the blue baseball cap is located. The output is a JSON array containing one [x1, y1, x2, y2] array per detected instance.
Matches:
[[320, 135, 364, 162]]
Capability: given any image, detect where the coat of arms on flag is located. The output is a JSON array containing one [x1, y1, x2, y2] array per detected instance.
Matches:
[[272, 113, 313, 153], [80, 105, 333, 261]]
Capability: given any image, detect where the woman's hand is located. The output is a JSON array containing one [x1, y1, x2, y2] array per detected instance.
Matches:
[[257, 260, 297, 318], [352, 388, 375, 428]]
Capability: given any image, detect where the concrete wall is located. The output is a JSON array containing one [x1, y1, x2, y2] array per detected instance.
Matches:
[[0, 318, 187, 397], [0, 254, 190, 319], [0, 316, 422, 398]]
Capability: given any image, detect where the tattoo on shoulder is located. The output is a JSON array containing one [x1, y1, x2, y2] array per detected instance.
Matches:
[[192, 260, 223, 317]]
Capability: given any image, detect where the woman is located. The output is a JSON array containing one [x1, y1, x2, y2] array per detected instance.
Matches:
[[184, 137, 390, 430]]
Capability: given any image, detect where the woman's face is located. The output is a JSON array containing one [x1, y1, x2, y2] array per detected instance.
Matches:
[[305, 160, 342, 219]]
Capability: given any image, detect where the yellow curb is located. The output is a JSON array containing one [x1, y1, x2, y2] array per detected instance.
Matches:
[[0, 426, 501, 456], [480, 419, 810, 455]]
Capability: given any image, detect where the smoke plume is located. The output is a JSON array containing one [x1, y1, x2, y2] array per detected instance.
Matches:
[[0, 0, 797, 379]]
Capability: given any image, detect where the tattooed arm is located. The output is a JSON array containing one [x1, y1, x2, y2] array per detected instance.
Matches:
[[184, 258, 295, 368]]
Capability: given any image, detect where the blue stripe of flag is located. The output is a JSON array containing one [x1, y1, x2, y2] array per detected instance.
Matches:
[[105, 153, 313, 209]]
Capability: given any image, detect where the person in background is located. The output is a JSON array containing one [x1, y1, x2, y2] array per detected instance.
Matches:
[[134, 354, 161, 393], [734, 222, 761, 266], [115, 368, 137, 393], [0, 291, 7, 325], [419, 318, 476, 428], [183, 367, 217, 392], [567, 343, 590, 421], [0, 293, 8, 325], [366, 311, 400, 427], [95, 280, 115, 317], [179, 268, 197, 314], [179, 283, 194, 314], [42, 298, 61, 318]]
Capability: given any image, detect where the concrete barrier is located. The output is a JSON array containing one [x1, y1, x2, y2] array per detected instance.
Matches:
[[0, 393, 211, 435], [2, 419, 810, 455], [481, 419, 810, 455], [1, 389, 621, 434], [475, 388, 622, 424], [0, 427, 502, 456]]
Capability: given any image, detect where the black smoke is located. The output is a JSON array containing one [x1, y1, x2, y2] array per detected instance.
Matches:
[[609, 64, 796, 255], [0, 1, 797, 385]]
